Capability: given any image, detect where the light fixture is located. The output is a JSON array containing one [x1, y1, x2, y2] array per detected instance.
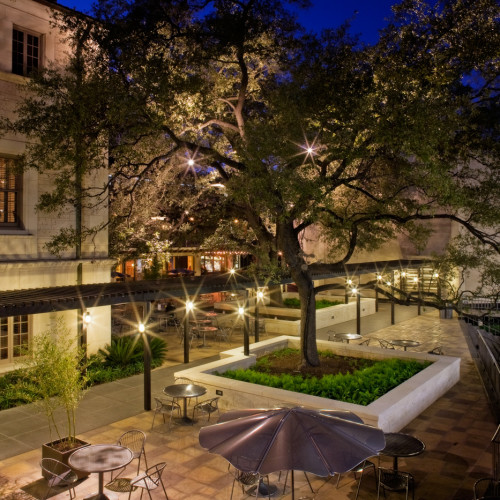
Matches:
[[257, 290, 264, 300], [185, 300, 194, 312], [187, 159, 195, 167], [401, 271, 406, 277], [238, 306, 245, 316], [351, 288, 358, 294], [377, 275, 382, 281], [83, 311, 91, 325], [347, 279, 352, 285], [386, 281, 391, 286], [413, 277, 418, 283], [138, 322, 145, 333], [433, 272, 439, 278], [229, 268, 236, 275]]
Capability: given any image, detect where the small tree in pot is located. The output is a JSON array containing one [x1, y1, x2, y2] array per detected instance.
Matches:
[[22, 317, 89, 476]]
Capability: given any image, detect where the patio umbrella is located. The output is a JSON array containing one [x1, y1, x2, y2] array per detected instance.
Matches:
[[199, 407, 385, 498]]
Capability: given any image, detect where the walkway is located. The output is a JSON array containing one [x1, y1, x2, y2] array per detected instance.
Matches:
[[0, 307, 497, 499]]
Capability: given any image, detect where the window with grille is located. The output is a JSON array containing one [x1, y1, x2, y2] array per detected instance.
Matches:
[[0, 158, 22, 227], [12, 28, 41, 76], [0, 316, 29, 362]]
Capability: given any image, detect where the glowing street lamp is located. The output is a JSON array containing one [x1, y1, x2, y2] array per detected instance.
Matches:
[[184, 300, 194, 363], [81, 311, 91, 360], [239, 297, 250, 356]]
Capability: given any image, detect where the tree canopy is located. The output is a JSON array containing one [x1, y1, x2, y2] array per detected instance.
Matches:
[[5, 0, 499, 366]]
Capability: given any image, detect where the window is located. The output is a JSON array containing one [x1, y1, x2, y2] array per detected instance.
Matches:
[[0, 316, 30, 363], [0, 158, 22, 227], [12, 28, 41, 76]]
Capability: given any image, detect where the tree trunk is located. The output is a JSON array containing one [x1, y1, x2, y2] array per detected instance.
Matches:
[[267, 284, 283, 306], [279, 220, 319, 367]]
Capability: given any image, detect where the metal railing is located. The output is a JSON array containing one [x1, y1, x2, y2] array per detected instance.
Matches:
[[464, 322, 500, 423], [493, 425, 500, 481], [461, 297, 500, 312]]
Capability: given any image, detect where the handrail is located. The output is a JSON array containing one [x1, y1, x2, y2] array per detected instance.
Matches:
[[467, 325, 500, 423]]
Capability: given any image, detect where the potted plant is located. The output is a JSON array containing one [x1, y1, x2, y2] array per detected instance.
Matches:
[[21, 317, 89, 478]]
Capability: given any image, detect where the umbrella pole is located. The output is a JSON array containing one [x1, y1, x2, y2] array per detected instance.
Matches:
[[291, 470, 294, 500]]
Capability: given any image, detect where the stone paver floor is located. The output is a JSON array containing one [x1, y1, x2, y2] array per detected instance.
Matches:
[[0, 309, 497, 499]]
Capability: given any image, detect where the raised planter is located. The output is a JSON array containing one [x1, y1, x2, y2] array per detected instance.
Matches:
[[175, 336, 460, 432], [42, 438, 90, 480]]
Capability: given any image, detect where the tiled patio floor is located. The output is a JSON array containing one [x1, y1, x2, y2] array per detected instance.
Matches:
[[0, 307, 497, 499]]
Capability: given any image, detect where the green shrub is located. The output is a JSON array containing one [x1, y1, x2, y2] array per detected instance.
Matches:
[[98, 335, 168, 367], [99, 336, 143, 366], [283, 298, 343, 309], [0, 334, 168, 411], [218, 357, 431, 406]]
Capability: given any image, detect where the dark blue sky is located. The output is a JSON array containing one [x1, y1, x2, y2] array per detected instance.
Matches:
[[57, 0, 397, 44]]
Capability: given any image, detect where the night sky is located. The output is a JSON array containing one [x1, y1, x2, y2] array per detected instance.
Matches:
[[56, 0, 397, 44]]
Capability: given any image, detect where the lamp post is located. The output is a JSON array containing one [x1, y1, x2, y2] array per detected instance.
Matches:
[[184, 300, 194, 363], [254, 290, 264, 343], [345, 279, 352, 304], [376, 274, 382, 312], [415, 272, 421, 315], [386, 280, 395, 325], [82, 310, 91, 359], [241, 295, 249, 356], [353, 288, 361, 335], [140, 306, 151, 411]]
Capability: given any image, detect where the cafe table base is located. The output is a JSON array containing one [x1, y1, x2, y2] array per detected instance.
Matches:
[[379, 469, 413, 492], [247, 481, 279, 497]]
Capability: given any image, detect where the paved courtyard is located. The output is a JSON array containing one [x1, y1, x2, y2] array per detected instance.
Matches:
[[0, 307, 497, 499]]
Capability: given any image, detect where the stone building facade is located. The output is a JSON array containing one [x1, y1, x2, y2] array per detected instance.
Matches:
[[0, 0, 113, 372]]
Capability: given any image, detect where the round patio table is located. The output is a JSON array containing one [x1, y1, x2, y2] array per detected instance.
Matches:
[[69, 444, 133, 500], [330, 332, 362, 344], [381, 432, 425, 470], [389, 339, 421, 351], [196, 326, 218, 348], [190, 319, 212, 325], [379, 432, 425, 491], [163, 383, 207, 424]]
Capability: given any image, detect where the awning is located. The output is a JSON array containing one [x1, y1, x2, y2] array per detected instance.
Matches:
[[0, 259, 427, 317]]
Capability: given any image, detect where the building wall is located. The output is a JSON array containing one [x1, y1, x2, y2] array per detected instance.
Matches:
[[0, 0, 112, 373]]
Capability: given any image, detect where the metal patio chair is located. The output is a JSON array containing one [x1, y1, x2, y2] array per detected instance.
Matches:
[[112, 429, 148, 479], [335, 459, 377, 499], [40, 458, 79, 500], [192, 396, 220, 422], [229, 467, 272, 500], [128, 462, 169, 499], [473, 477, 500, 499], [378, 339, 395, 349], [151, 397, 181, 431], [377, 467, 414, 500]]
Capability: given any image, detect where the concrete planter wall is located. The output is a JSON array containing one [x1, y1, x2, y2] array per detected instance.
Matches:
[[176, 336, 460, 432]]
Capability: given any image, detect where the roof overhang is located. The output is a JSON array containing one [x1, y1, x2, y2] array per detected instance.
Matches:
[[0, 259, 429, 317]]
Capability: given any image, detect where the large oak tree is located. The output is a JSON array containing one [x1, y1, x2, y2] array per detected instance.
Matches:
[[9, 0, 500, 367]]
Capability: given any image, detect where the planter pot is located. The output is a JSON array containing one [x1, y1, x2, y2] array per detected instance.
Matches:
[[42, 438, 90, 480]]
